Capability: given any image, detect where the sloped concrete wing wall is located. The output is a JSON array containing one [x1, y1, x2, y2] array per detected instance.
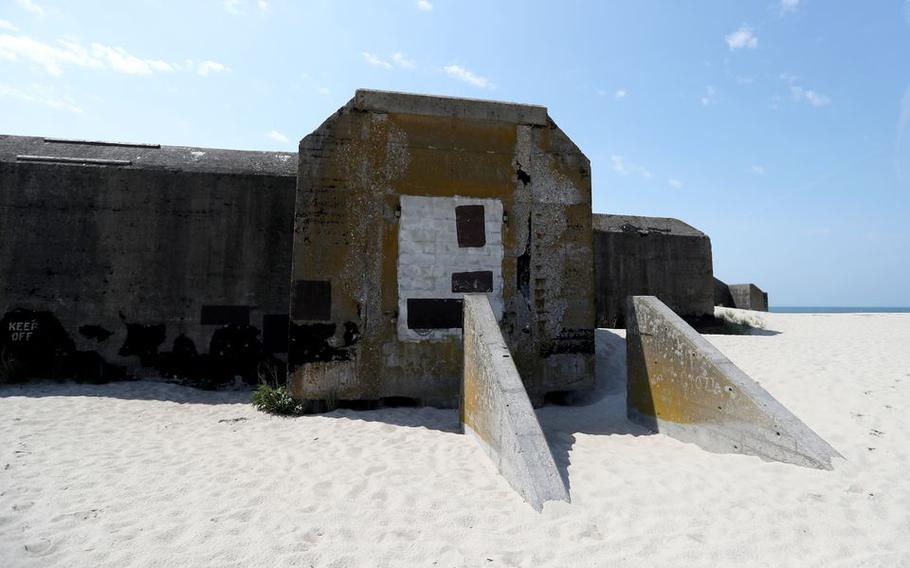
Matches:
[[461, 294, 568, 511], [626, 296, 840, 469]]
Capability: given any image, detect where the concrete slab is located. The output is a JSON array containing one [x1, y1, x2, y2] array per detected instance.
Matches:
[[461, 294, 569, 511], [626, 296, 841, 470]]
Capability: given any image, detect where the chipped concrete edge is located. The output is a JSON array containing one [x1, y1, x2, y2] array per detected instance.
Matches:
[[626, 296, 842, 470], [353, 89, 549, 126], [461, 294, 568, 511]]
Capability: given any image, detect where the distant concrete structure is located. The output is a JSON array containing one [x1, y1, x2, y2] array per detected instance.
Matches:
[[0, 135, 296, 382], [593, 214, 714, 328], [626, 296, 840, 469], [289, 89, 595, 409], [714, 280, 769, 312], [461, 294, 567, 510]]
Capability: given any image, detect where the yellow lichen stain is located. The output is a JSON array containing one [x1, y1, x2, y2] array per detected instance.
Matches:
[[629, 337, 763, 425], [385, 113, 517, 198]]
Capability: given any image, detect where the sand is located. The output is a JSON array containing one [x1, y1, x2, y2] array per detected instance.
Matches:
[[2, 312, 909, 567]]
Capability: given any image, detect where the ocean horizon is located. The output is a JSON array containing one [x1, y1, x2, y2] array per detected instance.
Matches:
[[770, 306, 910, 314]]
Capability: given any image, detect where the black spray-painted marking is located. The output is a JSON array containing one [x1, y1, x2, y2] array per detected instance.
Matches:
[[201, 305, 250, 326], [262, 314, 289, 353], [292, 280, 331, 321], [118, 321, 166, 366], [288, 321, 359, 367], [540, 328, 595, 356], [455, 205, 486, 248], [79, 324, 113, 342], [407, 299, 463, 330], [451, 271, 493, 293]]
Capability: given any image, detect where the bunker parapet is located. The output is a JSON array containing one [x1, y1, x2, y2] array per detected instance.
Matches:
[[0, 135, 296, 383], [461, 294, 568, 510], [714, 280, 769, 312], [626, 296, 840, 469], [289, 89, 595, 409], [593, 214, 714, 328]]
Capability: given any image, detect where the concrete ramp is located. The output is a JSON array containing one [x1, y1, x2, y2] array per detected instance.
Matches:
[[626, 296, 841, 470], [461, 294, 569, 511]]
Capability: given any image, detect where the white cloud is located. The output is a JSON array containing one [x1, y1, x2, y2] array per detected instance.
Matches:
[[417, 0, 433, 11], [780, 0, 799, 15], [90, 43, 174, 75], [779, 72, 799, 84], [392, 52, 416, 69], [0, 20, 18, 32], [258, 0, 268, 10], [750, 165, 766, 174], [318, 87, 330, 96], [15, 0, 44, 16], [610, 155, 652, 179], [0, 83, 83, 114], [0, 33, 206, 77], [266, 130, 289, 143], [701, 85, 718, 106], [725, 25, 758, 50], [668, 178, 682, 189], [0, 34, 102, 76], [790, 85, 830, 107], [194, 60, 229, 76], [361, 51, 392, 69], [443, 64, 492, 88], [614, 89, 627, 99], [224, 0, 243, 14]]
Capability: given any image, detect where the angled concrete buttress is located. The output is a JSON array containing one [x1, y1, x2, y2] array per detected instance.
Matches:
[[461, 294, 569, 510], [626, 296, 841, 470]]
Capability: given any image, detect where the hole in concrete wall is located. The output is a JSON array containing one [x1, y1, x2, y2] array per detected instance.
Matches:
[[516, 165, 531, 186], [517, 215, 531, 305]]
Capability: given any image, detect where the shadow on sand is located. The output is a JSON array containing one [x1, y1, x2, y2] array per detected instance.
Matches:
[[0, 378, 254, 405]]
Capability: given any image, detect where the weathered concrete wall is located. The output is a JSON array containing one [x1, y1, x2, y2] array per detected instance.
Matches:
[[728, 283, 769, 312], [461, 294, 568, 511], [0, 135, 296, 382], [713, 277, 734, 308], [289, 89, 595, 408], [626, 296, 840, 469], [593, 214, 714, 328]]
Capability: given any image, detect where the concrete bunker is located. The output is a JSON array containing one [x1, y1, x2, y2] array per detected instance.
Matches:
[[714, 281, 770, 312], [593, 213, 714, 328], [0, 135, 296, 384], [288, 89, 596, 410]]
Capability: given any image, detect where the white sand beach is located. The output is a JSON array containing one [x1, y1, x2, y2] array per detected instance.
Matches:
[[2, 311, 909, 567]]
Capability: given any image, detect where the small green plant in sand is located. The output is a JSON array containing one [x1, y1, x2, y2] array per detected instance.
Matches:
[[252, 384, 305, 416]]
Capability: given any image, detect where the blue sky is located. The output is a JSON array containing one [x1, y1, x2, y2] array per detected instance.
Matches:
[[1, 0, 908, 306]]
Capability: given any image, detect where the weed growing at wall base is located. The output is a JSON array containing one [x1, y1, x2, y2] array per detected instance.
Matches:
[[252, 384, 305, 416]]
